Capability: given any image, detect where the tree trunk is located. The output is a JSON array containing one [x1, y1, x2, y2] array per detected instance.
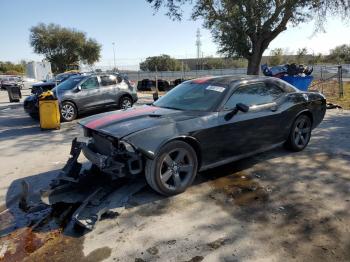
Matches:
[[247, 49, 264, 75]]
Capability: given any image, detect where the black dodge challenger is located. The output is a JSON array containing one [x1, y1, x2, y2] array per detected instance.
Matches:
[[77, 75, 326, 196]]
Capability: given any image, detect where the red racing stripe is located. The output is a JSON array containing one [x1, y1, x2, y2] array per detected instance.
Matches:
[[85, 106, 157, 129], [192, 76, 213, 84]]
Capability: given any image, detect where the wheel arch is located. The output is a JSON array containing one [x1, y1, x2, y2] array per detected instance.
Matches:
[[118, 92, 133, 102], [283, 109, 314, 141], [61, 99, 79, 113], [295, 109, 314, 126], [154, 136, 202, 170]]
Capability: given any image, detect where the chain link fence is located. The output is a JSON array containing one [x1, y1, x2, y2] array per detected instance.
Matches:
[[120, 64, 349, 98], [308, 65, 350, 99]]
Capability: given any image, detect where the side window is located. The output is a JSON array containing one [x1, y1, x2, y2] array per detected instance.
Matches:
[[224, 82, 284, 109], [265, 82, 285, 99], [81, 77, 99, 89], [100, 75, 117, 86]]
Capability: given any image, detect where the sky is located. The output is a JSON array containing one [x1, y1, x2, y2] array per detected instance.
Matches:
[[1, 0, 350, 70]]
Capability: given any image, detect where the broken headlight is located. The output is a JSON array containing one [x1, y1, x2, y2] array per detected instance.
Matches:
[[119, 141, 135, 153], [77, 125, 91, 144]]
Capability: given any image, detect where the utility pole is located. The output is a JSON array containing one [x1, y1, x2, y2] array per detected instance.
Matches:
[[202, 51, 204, 70], [153, 66, 159, 101], [181, 61, 184, 80], [112, 42, 116, 71], [196, 29, 202, 71], [338, 65, 344, 98]]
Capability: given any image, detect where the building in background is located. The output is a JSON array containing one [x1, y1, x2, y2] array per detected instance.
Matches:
[[26, 61, 52, 80]]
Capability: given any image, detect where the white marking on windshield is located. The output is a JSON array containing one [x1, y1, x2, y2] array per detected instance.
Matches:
[[206, 85, 225, 92]]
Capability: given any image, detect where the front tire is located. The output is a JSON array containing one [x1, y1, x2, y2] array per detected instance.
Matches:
[[60, 101, 77, 122], [29, 113, 39, 120], [285, 114, 312, 151], [145, 141, 198, 196]]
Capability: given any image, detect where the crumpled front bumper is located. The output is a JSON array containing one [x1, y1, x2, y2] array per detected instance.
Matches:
[[79, 139, 143, 177]]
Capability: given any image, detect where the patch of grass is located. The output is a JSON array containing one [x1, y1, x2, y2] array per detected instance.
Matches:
[[326, 82, 350, 110], [310, 81, 350, 110]]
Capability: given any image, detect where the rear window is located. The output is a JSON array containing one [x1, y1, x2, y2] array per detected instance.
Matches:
[[100, 75, 117, 86]]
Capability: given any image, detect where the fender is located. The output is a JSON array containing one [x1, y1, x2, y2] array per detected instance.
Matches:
[[154, 135, 202, 162], [60, 99, 78, 112], [124, 134, 201, 162], [115, 90, 132, 98], [122, 122, 181, 160]]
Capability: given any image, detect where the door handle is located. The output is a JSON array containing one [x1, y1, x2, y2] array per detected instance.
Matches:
[[270, 104, 278, 112]]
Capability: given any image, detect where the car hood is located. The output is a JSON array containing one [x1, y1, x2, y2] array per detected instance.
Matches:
[[79, 105, 202, 139], [32, 81, 55, 87]]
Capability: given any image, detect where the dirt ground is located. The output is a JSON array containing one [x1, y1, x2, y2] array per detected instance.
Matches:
[[0, 88, 349, 262]]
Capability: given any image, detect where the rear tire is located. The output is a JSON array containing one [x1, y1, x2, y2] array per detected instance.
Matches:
[[60, 101, 77, 122], [285, 114, 312, 152], [145, 141, 198, 196], [119, 96, 133, 110]]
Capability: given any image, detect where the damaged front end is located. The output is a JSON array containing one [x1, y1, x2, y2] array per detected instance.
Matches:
[[79, 126, 144, 178], [35, 130, 147, 230]]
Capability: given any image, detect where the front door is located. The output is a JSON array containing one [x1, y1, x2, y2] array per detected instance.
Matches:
[[210, 81, 286, 162], [76, 76, 104, 110]]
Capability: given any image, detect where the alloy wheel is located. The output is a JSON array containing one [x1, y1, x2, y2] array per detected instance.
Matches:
[[61, 104, 75, 121], [159, 148, 194, 190], [121, 98, 132, 109], [293, 117, 311, 147]]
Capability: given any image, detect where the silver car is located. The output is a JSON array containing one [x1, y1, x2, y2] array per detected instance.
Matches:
[[24, 73, 138, 122]]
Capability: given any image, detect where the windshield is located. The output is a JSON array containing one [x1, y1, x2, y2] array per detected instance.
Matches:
[[153, 81, 227, 111], [55, 73, 69, 82], [56, 76, 85, 91]]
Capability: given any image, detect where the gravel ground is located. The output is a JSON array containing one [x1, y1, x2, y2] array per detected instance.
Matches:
[[0, 87, 349, 262]]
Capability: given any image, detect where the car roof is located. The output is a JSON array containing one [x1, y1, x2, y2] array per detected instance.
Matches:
[[189, 75, 271, 86], [71, 74, 89, 78]]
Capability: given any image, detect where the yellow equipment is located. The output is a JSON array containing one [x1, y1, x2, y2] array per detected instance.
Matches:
[[39, 91, 60, 130]]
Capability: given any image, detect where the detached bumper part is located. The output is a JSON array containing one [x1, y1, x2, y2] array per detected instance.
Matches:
[[38, 138, 147, 231], [81, 143, 109, 169]]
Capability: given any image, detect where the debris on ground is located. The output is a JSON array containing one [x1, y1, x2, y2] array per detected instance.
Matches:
[[277, 206, 285, 211], [16, 138, 147, 231], [326, 103, 343, 109], [146, 246, 159, 255]]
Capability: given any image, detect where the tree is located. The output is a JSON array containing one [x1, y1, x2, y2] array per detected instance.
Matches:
[[140, 54, 182, 71], [296, 47, 308, 64], [0, 61, 25, 74], [205, 57, 247, 69], [269, 48, 284, 66], [206, 57, 225, 69], [146, 0, 349, 75], [30, 23, 101, 73], [328, 44, 350, 64]]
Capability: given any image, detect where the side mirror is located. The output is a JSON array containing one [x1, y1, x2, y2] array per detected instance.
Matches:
[[224, 103, 249, 121], [76, 85, 82, 91], [236, 103, 249, 113]]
